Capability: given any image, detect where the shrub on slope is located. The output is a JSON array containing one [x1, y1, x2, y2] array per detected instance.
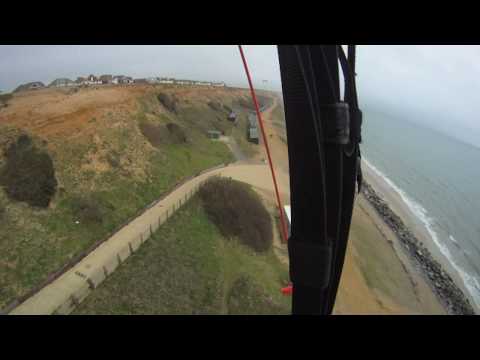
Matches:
[[139, 121, 187, 147], [157, 92, 178, 113], [199, 177, 272, 252], [0, 134, 57, 208]]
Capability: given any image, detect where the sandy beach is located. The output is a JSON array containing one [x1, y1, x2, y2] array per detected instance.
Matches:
[[258, 96, 452, 314], [359, 162, 475, 314]]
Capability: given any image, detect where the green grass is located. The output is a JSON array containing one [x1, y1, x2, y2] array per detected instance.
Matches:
[[0, 90, 277, 311], [73, 197, 290, 315], [0, 97, 235, 310]]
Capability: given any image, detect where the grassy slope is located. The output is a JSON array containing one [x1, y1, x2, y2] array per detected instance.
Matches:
[[0, 87, 244, 309], [74, 196, 290, 315]]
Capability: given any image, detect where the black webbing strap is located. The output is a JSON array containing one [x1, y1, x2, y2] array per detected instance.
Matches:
[[278, 46, 330, 314], [277, 45, 362, 315], [322, 46, 362, 314]]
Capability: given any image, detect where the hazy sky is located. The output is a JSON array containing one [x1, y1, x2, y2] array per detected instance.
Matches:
[[1, 45, 480, 147], [0, 45, 281, 92]]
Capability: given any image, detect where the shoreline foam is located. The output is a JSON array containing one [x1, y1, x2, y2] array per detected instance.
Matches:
[[361, 158, 476, 315]]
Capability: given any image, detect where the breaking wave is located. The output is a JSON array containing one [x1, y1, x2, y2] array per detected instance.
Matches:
[[363, 157, 480, 310]]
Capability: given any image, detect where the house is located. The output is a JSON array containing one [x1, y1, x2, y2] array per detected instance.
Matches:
[[196, 81, 212, 86], [158, 78, 174, 84], [113, 75, 124, 84], [99, 75, 113, 84], [14, 81, 46, 92], [86, 75, 101, 85], [212, 82, 226, 87], [49, 78, 75, 87], [146, 77, 159, 84], [248, 127, 259, 144], [29, 82, 45, 90], [207, 130, 222, 139], [175, 79, 193, 86], [228, 111, 237, 122], [114, 75, 134, 84], [248, 113, 258, 128], [247, 113, 259, 144], [75, 77, 86, 85], [134, 78, 148, 84]]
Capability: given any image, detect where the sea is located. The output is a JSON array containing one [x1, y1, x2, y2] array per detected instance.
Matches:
[[361, 109, 480, 312]]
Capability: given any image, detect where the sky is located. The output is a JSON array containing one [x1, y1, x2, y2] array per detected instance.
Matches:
[[1, 45, 480, 147], [0, 45, 281, 92]]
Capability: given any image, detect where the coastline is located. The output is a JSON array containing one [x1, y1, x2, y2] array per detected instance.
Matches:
[[361, 161, 476, 315]]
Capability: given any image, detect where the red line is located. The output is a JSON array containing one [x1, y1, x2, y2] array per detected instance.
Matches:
[[238, 45, 289, 243]]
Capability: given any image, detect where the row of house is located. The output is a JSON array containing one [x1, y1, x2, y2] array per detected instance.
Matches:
[[74, 75, 134, 86], [14, 75, 226, 92], [143, 77, 226, 87]]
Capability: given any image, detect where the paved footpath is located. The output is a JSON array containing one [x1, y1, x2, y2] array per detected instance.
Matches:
[[10, 163, 288, 315]]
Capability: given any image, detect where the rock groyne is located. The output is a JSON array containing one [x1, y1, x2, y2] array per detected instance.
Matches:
[[361, 181, 475, 315]]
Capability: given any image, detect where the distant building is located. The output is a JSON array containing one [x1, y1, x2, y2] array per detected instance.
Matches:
[[14, 81, 45, 92], [196, 81, 212, 86], [212, 82, 226, 87], [207, 130, 222, 139], [99, 74, 113, 84], [134, 78, 148, 84], [49, 78, 75, 87], [248, 127, 259, 144], [112, 75, 133, 84], [228, 111, 237, 122], [247, 113, 259, 144], [86, 75, 101, 85], [146, 77, 159, 84], [75, 77, 86, 85], [158, 77, 175, 84], [248, 113, 258, 128], [175, 79, 194, 86]]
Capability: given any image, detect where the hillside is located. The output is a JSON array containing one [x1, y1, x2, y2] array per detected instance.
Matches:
[[74, 180, 290, 315], [0, 84, 270, 310]]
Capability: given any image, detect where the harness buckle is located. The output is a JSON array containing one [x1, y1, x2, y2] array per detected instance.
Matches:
[[320, 102, 350, 145]]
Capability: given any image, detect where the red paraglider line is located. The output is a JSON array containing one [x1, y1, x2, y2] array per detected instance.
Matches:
[[238, 45, 289, 244]]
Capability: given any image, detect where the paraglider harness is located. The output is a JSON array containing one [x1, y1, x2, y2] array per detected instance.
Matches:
[[277, 45, 363, 315]]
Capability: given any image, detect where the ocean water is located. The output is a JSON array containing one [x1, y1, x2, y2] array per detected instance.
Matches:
[[361, 110, 480, 311]]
